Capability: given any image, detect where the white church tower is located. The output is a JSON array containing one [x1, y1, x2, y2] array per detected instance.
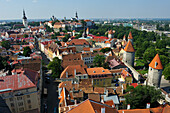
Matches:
[[23, 9, 28, 27], [147, 54, 163, 87], [123, 40, 135, 67]]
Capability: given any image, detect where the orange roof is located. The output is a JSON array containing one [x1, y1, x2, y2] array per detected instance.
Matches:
[[121, 69, 132, 79], [123, 35, 126, 40], [149, 54, 163, 70], [128, 31, 133, 39], [124, 41, 135, 52], [108, 30, 114, 34], [149, 106, 163, 113], [67, 99, 118, 113], [86, 67, 111, 76], [118, 109, 150, 113], [162, 105, 170, 113]]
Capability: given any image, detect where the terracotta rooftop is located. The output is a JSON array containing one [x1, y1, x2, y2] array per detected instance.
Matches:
[[128, 31, 133, 39], [86, 67, 111, 76], [118, 109, 150, 113], [0, 74, 36, 93], [59, 81, 79, 91], [60, 65, 87, 79], [67, 99, 118, 113], [149, 54, 163, 70], [121, 69, 132, 79], [68, 39, 90, 46], [124, 41, 135, 52]]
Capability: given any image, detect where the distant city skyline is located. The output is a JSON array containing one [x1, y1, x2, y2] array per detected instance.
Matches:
[[0, 0, 170, 20]]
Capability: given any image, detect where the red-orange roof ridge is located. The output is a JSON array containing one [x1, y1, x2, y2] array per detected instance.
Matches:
[[128, 31, 133, 39], [124, 41, 135, 52], [149, 54, 163, 70]]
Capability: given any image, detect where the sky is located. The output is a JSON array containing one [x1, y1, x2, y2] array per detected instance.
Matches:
[[0, 0, 170, 20]]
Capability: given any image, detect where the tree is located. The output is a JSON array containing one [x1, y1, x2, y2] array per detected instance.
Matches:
[[163, 64, 170, 80], [125, 85, 164, 109], [93, 55, 105, 67], [159, 55, 169, 68], [47, 57, 62, 78], [23, 47, 32, 57], [1, 41, 11, 50], [23, 34, 28, 38], [143, 47, 157, 63]]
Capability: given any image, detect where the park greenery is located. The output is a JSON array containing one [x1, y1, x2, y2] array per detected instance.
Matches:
[[125, 85, 164, 109], [23, 46, 32, 57], [47, 57, 62, 78], [93, 55, 106, 67], [1, 41, 11, 50]]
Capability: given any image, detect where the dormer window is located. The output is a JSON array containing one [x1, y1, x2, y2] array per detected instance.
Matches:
[[93, 71, 96, 73], [102, 70, 105, 72], [155, 62, 158, 68]]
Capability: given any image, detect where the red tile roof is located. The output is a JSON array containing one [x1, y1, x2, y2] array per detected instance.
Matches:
[[130, 83, 138, 88], [67, 99, 118, 113], [149, 54, 163, 70], [121, 69, 132, 79], [68, 39, 90, 46], [118, 109, 150, 113], [128, 31, 133, 39], [86, 67, 111, 76], [162, 105, 170, 113], [0, 74, 36, 93], [124, 41, 135, 52], [60, 65, 87, 79]]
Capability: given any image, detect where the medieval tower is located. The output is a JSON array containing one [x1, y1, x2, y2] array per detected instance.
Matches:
[[147, 54, 163, 87], [128, 31, 133, 45], [123, 40, 135, 67]]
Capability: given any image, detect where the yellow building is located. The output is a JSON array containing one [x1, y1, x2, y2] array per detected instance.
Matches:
[[86, 67, 113, 87], [120, 69, 133, 84]]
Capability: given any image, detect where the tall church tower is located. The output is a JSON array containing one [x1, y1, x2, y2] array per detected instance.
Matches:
[[22, 9, 28, 27], [128, 31, 133, 45], [75, 11, 78, 20], [123, 41, 135, 67], [147, 54, 163, 87]]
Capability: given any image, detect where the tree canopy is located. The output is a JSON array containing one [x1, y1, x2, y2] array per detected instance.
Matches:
[[1, 41, 11, 50], [47, 57, 62, 78], [93, 55, 105, 67], [163, 64, 170, 80], [125, 85, 164, 109], [23, 46, 32, 57]]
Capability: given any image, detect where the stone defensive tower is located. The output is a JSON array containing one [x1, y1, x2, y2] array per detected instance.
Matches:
[[147, 54, 163, 87], [123, 41, 135, 67]]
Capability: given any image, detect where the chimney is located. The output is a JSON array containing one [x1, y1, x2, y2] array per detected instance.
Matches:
[[101, 98, 104, 104], [121, 84, 124, 94], [74, 99, 77, 105], [101, 107, 105, 113], [74, 69, 76, 76], [146, 103, 150, 108], [68, 94, 70, 100], [66, 72, 68, 78], [106, 89, 108, 97], [127, 104, 130, 110]]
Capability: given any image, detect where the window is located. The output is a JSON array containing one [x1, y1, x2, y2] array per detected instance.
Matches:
[[9, 98, 13, 101], [103, 82, 105, 85], [28, 105, 32, 109], [27, 95, 30, 98], [11, 103, 14, 107], [17, 97, 22, 100], [18, 102, 23, 106], [84, 76, 86, 78], [19, 107, 24, 112], [100, 79, 102, 81], [27, 100, 31, 104]]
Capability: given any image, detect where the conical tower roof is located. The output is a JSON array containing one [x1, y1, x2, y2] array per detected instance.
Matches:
[[124, 41, 135, 52], [128, 31, 133, 39], [149, 54, 163, 70]]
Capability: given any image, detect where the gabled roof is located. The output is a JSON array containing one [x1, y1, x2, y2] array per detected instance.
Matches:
[[86, 67, 111, 76], [162, 105, 170, 113], [149, 54, 163, 70], [118, 109, 150, 113], [124, 41, 135, 52], [68, 39, 90, 46], [60, 65, 87, 79], [128, 31, 133, 39], [0, 74, 36, 93], [67, 99, 118, 113]]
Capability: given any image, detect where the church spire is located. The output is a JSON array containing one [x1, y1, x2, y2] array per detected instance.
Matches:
[[75, 11, 78, 20], [23, 9, 27, 19]]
